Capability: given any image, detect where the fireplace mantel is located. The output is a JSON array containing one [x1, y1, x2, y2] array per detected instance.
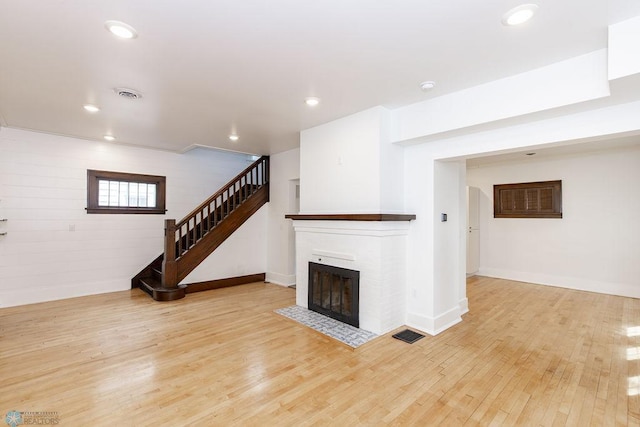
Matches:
[[285, 213, 416, 221]]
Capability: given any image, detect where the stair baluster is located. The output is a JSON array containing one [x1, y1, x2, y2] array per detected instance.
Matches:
[[134, 156, 270, 300]]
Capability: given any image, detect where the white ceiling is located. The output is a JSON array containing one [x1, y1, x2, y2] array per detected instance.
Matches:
[[1, 0, 640, 155], [466, 133, 640, 167]]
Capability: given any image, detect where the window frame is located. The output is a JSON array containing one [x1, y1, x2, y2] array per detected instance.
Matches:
[[86, 169, 167, 214], [493, 180, 562, 219]]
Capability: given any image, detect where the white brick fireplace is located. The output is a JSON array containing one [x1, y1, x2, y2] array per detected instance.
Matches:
[[290, 216, 413, 335]]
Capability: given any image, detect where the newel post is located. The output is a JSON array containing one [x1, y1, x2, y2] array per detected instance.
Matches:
[[162, 219, 179, 288]]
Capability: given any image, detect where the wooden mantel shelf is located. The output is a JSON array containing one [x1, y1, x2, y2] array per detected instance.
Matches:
[[285, 213, 416, 221]]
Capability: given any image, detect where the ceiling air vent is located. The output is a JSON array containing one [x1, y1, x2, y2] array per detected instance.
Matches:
[[113, 87, 142, 100]]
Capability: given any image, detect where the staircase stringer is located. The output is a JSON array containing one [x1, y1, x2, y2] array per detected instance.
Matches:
[[176, 183, 269, 282], [132, 156, 269, 301]]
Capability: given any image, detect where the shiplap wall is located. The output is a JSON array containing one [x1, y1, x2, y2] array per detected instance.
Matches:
[[0, 127, 263, 307]]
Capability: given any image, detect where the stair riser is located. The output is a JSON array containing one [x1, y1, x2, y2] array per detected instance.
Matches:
[[133, 156, 269, 301]]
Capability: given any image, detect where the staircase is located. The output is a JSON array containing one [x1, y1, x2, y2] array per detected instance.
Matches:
[[132, 156, 269, 301]]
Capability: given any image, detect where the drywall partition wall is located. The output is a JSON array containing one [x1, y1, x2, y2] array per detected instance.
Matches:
[[299, 106, 403, 213], [300, 107, 380, 213], [394, 50, 640, 335], [432, 160, 466, 324], [404, 153, 435, 331], [396, 99, 640, 163], [399, 97, 640, 334], [467, 146, 640, 298], [181, 205, 267, 283], [378, 108, 405, 212], [404, 153, 467, 335], [0, 127, 260, 307], [265, 148, 300, 286], [609, 16, 640, 80], [392, 50, 610, 143]]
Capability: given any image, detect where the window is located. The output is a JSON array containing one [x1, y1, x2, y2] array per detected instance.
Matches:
[[493, 180, 562, 219], [87, 170, 166, 214]]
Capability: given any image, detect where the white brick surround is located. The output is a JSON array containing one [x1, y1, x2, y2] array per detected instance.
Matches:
[[292, 220, 410, 335]]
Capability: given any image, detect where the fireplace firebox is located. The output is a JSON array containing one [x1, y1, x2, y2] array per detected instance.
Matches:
[[308, 262, 360, 327]]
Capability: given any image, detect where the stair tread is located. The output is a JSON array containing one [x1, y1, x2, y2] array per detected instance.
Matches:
[[139, 276, 186, 292], [139, 276, 161, 286], [133, 156, 268, 301]]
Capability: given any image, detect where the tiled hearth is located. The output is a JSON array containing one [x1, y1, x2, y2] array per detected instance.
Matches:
[[275, 305, 378, 348]]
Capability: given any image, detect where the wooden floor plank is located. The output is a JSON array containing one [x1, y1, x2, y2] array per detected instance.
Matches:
[[1, 277, 638, 425]]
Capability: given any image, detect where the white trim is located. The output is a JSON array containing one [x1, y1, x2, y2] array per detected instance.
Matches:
[[406, 307, 463, 336], [178, 143, 257, 156], [459, 298, 469, 315], [265, 272, 296, 287], [406, 312, 436, 335], [478, 268, 640, 299], [292, 220, 412, 237], [311, 249, 356, 261], [0, 279, 130, 308]]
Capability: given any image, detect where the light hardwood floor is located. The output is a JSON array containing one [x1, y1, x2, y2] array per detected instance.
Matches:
[[1, 276, 639, 426]]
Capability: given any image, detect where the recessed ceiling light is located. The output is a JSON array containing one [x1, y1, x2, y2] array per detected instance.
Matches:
[[502, 4, 539, 26], [229, 134, 239, 142], [304, 97, 320, 107], [104, 20, 138, 39], [83, 104, 100, 113], [420, 81, 436, 91], [103, 135, 116, 141]]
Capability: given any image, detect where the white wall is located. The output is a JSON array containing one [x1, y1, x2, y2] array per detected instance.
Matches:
[[400, 98, 640, 333], [379, 109, 405, 212], [395, 41, 640, 333], [182, 206, 267, 283], [294, 47, 640, 335], [609, 16, 640, 80], [404, 154, 467, 335], [392, 50, 610, 143], [300, 106, 403, 213], [265, 147, 300, 286], [467, 146, 640, 298], [0, 127, 263, 307], [433, 160, 467, 315]]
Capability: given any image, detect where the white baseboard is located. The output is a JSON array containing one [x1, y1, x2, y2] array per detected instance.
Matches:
[[459, 297, 469, 315], [0, 279, 130, 308], [478, 268, 640, 299], [406, 306, 463, 336], [265, 272, 296, 287]]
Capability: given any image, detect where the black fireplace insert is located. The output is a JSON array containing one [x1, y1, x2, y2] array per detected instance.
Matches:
[[308, 262, 360, 327]]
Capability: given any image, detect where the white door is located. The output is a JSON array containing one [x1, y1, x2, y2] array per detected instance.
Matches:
[[466, 186, 480, 275]]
